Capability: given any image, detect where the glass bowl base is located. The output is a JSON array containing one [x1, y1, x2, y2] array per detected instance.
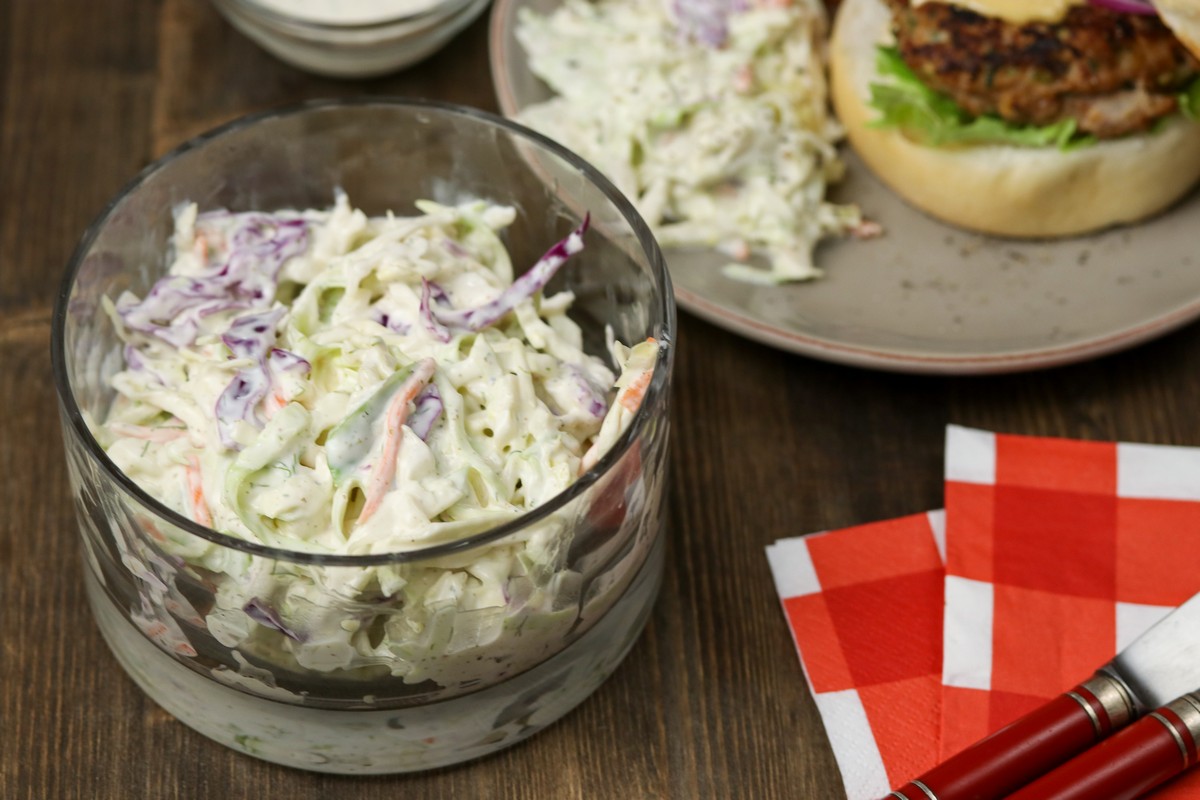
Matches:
[[85, 536, 663, 774]]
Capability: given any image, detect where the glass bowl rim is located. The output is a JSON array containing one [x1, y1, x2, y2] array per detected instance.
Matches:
[[50, 96, 675, 568]]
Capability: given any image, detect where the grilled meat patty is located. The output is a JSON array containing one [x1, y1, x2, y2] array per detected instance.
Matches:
[[886, 1, 1199, 138]]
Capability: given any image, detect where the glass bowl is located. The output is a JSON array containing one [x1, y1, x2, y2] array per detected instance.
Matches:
[[51, 98, 674, 774], [210, 0, 489, 78]]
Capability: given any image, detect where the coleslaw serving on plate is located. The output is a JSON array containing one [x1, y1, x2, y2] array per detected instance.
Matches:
[[514, 0, 865, 284], [91, 194, 657, 688]]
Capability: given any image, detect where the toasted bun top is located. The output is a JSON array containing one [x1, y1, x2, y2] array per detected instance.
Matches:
[[829, 0, 1200, 237], [1156, 0, 1200, 62]]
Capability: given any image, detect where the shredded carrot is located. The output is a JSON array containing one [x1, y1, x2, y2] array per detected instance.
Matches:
[[193, 233, 209, 263], [185, 454, 212, 528], [357, 359, 437, 525], [141, 619, 198, 656], [263, 387, 288, 418], [619, 370, 652, 413], [851, 220, 884, 240], [732, 64, 754, 94], [729, 238, 751, 262], [165, 598, 205, 627], [143, 520, 167, 543], [579, 337, 659, 475]]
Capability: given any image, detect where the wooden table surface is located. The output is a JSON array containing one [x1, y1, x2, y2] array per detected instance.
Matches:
[[7, 2, 1200, 798]]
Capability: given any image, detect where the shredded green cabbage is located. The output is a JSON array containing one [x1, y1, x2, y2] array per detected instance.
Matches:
[[97, 197, 660, 688]]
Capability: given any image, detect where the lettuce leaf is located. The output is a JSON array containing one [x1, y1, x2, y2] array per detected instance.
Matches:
[[1180, 75, 1200, 121], [868, 46, 1085, 150]]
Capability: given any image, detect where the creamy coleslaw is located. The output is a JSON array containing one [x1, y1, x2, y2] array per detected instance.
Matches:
[[92, 195, 656, 687], [515, 0, 864, 283]]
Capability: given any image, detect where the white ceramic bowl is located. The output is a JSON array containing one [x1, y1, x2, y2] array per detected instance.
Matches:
[[211, 0, 490, 77]]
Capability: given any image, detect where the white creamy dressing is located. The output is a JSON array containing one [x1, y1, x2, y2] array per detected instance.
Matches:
[[250, 0, 444, 24], [515, 0, 863, 283], [95, 195, 657, 686]]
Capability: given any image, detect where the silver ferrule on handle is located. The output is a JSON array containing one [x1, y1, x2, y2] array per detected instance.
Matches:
[[888, 781, 937, 800], [1162, 693, 1200, 753], [1089, 668, 1140, 729]]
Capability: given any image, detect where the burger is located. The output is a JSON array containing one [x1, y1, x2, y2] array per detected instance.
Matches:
[[829, 0, 1200, 237]]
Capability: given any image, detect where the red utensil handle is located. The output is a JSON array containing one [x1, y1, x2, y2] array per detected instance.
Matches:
[[890, 672, 1136, 800], [1007, 693, 1200, 800]]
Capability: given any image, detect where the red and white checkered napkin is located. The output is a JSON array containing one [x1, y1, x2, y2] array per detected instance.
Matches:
[[766, 512, 947, 798], [767, 425, 1200, 800], [941, 425, 1200, 799]]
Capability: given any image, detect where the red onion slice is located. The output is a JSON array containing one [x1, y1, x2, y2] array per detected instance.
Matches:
[[1087, 0, 1158, 15]]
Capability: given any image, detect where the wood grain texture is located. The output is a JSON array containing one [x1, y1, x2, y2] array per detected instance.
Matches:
[[8, 0, 1200, 798]]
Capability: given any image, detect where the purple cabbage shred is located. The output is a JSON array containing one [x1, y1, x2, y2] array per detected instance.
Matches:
[[215, 308, 286, 449], [570, 366, 608, 419], [432, 216, 590, 332], [221, 307, 286, 359], [243, 598, 304, 642], [123, 344, 170, 386], [372, 309, 412, 335], [268, 347, 311, 374], [419, 279, 452, 343], [672, 0, 740, 47], [426, 281, 451, 306], [408, 383, 444, 441], [118, 212, 308, 347], [124, 344, 146, 371]]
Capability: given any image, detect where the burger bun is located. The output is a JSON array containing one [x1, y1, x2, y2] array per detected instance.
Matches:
[[829, 0, 1200, 238], [1157, 0, 1200, 61]]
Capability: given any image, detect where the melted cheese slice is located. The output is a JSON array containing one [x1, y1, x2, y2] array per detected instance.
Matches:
[[911, 0, 1085, 24]]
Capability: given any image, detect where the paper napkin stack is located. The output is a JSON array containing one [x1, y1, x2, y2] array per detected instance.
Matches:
[[767, 425, 1200, 800]]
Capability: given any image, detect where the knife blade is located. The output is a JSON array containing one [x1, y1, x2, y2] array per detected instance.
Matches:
[[888, 589, 1200, 800]]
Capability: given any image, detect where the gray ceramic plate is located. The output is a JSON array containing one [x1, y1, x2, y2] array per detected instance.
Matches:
[[488, 0, 1200, 374]]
